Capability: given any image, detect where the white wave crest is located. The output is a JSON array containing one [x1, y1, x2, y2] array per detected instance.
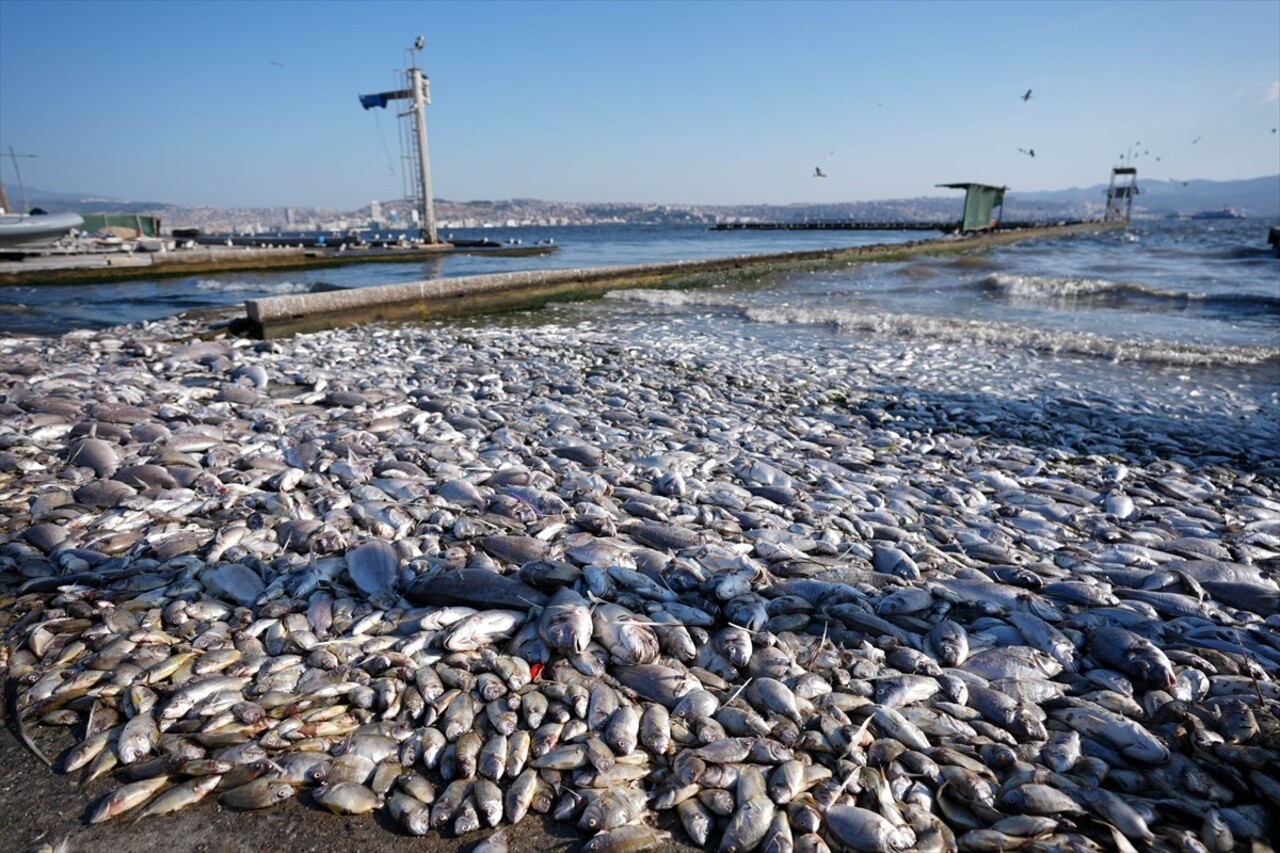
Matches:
[[741, 305, 1280, 368], [981, 272, 1200, 302], [195, 279, 317, 294], [604, 288, 733, 307], [983, 273, 1121, 296]]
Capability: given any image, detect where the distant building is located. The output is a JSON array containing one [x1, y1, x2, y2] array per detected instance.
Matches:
[[370, 200, 383, 225], [284, 208, 295, 227]]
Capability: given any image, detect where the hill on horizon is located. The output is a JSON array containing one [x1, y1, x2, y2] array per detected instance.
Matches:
[[1016, 174, 1279, 218], [12, 174, 1278, 222]]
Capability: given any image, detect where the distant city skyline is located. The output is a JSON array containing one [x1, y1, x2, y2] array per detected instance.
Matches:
[[1, 0, 1277, 210]]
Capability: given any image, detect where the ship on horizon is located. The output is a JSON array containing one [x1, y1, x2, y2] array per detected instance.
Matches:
[[1190, 207, 1246, 220]]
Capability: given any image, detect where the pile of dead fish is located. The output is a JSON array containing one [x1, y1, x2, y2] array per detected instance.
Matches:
[[1, 318, 1278, 852]]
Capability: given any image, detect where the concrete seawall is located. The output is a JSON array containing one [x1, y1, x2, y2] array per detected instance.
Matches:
[[0, 243, 552, 287], [244, 221, 1122, 338]]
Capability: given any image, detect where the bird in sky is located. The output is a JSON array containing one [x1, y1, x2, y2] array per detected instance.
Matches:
[[1191, 136, 1202, 144], [1022, 89, 1032, 101], [1018, 148, 1035, 158], [414, 35, 425, 50], [814, 167, 827, 178], [269, 61, 284, 67]]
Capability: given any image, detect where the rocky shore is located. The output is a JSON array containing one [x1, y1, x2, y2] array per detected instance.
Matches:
[[1, 315, 1277, 852]]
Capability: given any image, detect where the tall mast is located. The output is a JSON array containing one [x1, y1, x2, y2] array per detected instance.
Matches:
[[359, 38, 438, 244], [409, 62, 437, 243], [2, 146, 38, 213]]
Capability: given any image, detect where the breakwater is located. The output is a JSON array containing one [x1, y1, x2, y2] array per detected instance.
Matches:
[[244, 221, 1122, 337], [0, 243, 554, 288]]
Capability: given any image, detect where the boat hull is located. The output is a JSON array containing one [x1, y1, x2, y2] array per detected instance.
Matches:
[[0, 212, 84, 250]]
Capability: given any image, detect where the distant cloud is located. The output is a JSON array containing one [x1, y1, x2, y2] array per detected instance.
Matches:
[[1265, 80, 1280, 103]]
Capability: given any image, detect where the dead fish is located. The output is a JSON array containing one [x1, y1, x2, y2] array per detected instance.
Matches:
[[312, 781, 380, 814], [133, 775, 221, 821], [405, 568, 547, 609], [539, 586, 594, 655], [87, 776, 169, 823], [219, 778, 296, 810], [344, 540, 399, 603], [593, 603, 659, 665], [824, 804, 915, 851], [1086, 625, 1176, 689], [67, 437, 119, 479], [197, 564, 265, 607], [442, 609, 525, 652]]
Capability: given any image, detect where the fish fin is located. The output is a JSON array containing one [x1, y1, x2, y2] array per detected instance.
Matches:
[[5, 675, 52, 767]]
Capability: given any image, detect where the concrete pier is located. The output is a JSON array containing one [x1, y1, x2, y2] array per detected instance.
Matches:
[[244, 221, 1121, 337], [0, 242, 552, 287]]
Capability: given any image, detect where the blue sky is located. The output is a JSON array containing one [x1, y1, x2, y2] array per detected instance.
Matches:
[[1, 0, 1276, 209]]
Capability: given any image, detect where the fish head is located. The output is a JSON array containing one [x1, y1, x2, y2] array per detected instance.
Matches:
[[1129, 650, 1176, 689]]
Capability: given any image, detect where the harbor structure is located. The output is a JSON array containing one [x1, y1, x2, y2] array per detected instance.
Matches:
[[1104, 165, 1139, 223], [936, 182, 1007, 232], [359, 39, 438, 243]]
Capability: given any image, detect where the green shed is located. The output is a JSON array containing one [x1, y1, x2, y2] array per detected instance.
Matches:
[[937, 183, 1007, 232], [79, 213, 163, 238]]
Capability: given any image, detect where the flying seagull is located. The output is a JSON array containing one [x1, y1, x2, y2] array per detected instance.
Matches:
[[814, 167, 827, 178], [1191, 136, 1201, 144], [414, 35, 425, 50], [1022, 89, 1032, 101], [1018, 147, 1035, 158]]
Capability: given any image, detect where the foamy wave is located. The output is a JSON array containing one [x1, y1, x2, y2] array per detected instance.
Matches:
[[604, 288, 733, 307], [741, 305, 1280, 367], [195, 279, 321, 295], [980, 273, 1280, 317], [981, 272, 1176, 298]]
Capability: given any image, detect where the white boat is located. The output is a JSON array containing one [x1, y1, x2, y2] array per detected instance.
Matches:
[[1190, 208, 1246, 220], [0, 210, 84, 251]]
